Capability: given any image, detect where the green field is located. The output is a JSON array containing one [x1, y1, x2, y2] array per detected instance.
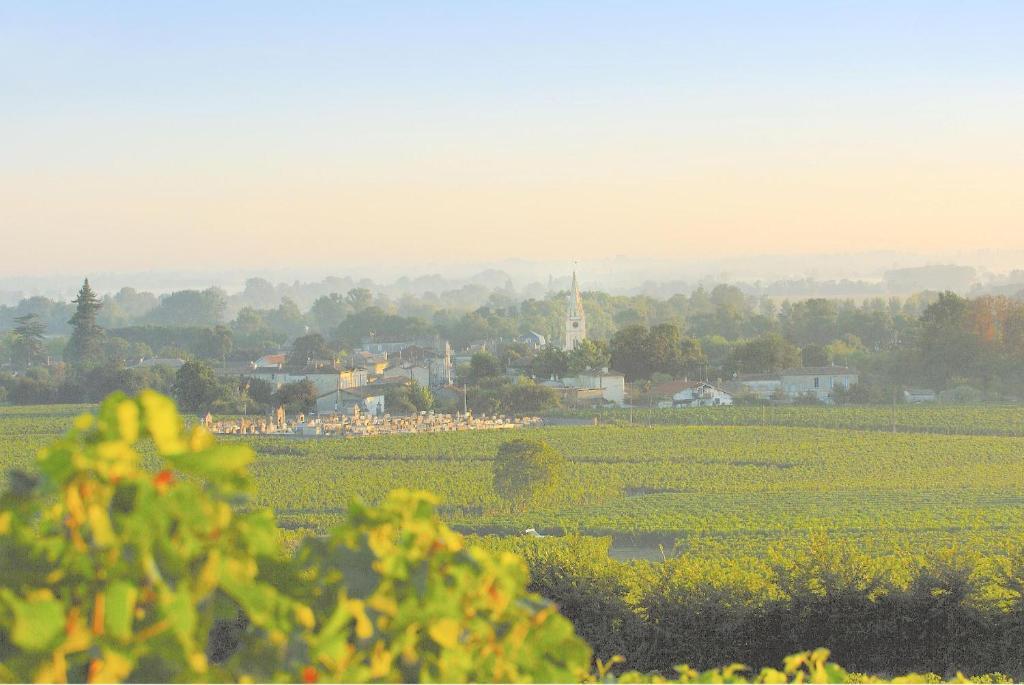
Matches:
[[3, 403, 1022, 559], [554, 404, 1024, 436]]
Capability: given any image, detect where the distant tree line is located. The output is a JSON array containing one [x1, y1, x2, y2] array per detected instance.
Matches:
[[4, 277, 1024, 406]]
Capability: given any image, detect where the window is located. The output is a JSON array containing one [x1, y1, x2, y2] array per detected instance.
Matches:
[[814, 377, 820, 388]]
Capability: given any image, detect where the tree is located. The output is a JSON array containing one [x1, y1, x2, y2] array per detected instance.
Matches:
[[382, 381, 434, 415], [492, 438, 565, 512], [530, 345, 569, 380], [918, 292, 978, 388], [568, 338, 611, 374], [310, 294, 350, 334], [409, 382, 434, 412], [610, 325, 650, 381], [11, 313, 46, 368], [193, 325, 234, 361], [469, 351, 503, 382], [801, 344, 830, 367], [265, 297, 308, 339], [383, 384, 418, 415], [144, 288, 226, 327], [646, 323, 684, 376], [345, 287, 373, 312], [495, 381, 560, 414], [172, 359, 222, 412], [273, 379, 318, 413], [727, 333, 800, 375], [64, 278, 104, 367], [288, 333, 333, 370]]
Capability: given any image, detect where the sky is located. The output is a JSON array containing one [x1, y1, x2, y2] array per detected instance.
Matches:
[[1, 1, 1022, 277]]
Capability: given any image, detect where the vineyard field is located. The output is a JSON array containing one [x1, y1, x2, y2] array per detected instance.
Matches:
[[551, 404, 1024, 436], [3, 403, 1022, 560]]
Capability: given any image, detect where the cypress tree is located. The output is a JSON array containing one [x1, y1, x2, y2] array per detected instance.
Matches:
[[65, 278, 104, 367]]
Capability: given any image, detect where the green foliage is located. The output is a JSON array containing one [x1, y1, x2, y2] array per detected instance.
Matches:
[[273, 379, 318, 414], [383, 382, 434, 415], [727, 332, 801, 375], [492, 439, 565, 512], [467, 378, 561, 415], [11, 313, 46, 368], [0, 392, 593, 683], [287, 333, 334, 370], [173, 359, 223, 413], [0, 390, 296, 682], [469, 351, 504, 382], [142, 288, 227, 328], [2, 399, 1024, 680], [569, 338, 612, 374], [610, 324, 704, 380], [286, 491, 592, 683]]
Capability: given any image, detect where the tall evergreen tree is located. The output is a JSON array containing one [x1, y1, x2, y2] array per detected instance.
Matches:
[[11, 313, 47, 368], [65, 278, 104, 367]]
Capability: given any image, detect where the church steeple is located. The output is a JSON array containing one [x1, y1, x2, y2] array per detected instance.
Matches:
[[563, 271, 587, 351]]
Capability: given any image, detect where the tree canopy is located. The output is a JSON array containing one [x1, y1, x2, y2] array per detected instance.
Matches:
[[492, 438, 565, 512]]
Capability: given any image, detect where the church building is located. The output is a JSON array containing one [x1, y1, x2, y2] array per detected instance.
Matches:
[[563, 271, 587, 351]]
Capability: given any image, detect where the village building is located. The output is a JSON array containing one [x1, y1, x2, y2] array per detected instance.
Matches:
[[244, 366, 369, 396], [516, 331, 547, 349], [344, 350, 389, 375], [671, 381, 734, 408], [780, 366, 858, 403], [563, 271, 587, 351], [386, 342, 453, 387], [453, 342, 490, 368], [315, 385, 386, 416], [359, 339, 416, 355], [725, 373, 783, 401], [903, 388, 938, 403], [253, 353, 287, 369], [543, 370, 625, 407], [540, 381, 609, 408]]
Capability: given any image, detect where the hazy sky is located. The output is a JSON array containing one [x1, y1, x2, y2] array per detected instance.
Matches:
[[2, 2, 1022, 276]]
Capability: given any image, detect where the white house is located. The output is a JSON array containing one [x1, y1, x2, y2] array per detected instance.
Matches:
[[780, 367, 858, 403], [672, 381, 733, 408]]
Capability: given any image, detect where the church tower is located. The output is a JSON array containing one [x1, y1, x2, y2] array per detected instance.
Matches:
[[563, 271, 587, 351]]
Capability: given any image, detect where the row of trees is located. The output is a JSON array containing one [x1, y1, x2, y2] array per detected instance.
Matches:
[[5, 278, 1024, 405]]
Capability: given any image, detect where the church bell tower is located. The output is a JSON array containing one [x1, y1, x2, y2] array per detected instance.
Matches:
[[563, 271, 587, 351]]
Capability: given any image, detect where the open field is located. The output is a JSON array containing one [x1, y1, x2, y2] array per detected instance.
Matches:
[[3, 403, 1022, 559], [551, 404, 1024, 436]]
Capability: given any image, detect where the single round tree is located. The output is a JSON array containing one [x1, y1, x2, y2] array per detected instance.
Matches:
[[492, 438, 565, 512]]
